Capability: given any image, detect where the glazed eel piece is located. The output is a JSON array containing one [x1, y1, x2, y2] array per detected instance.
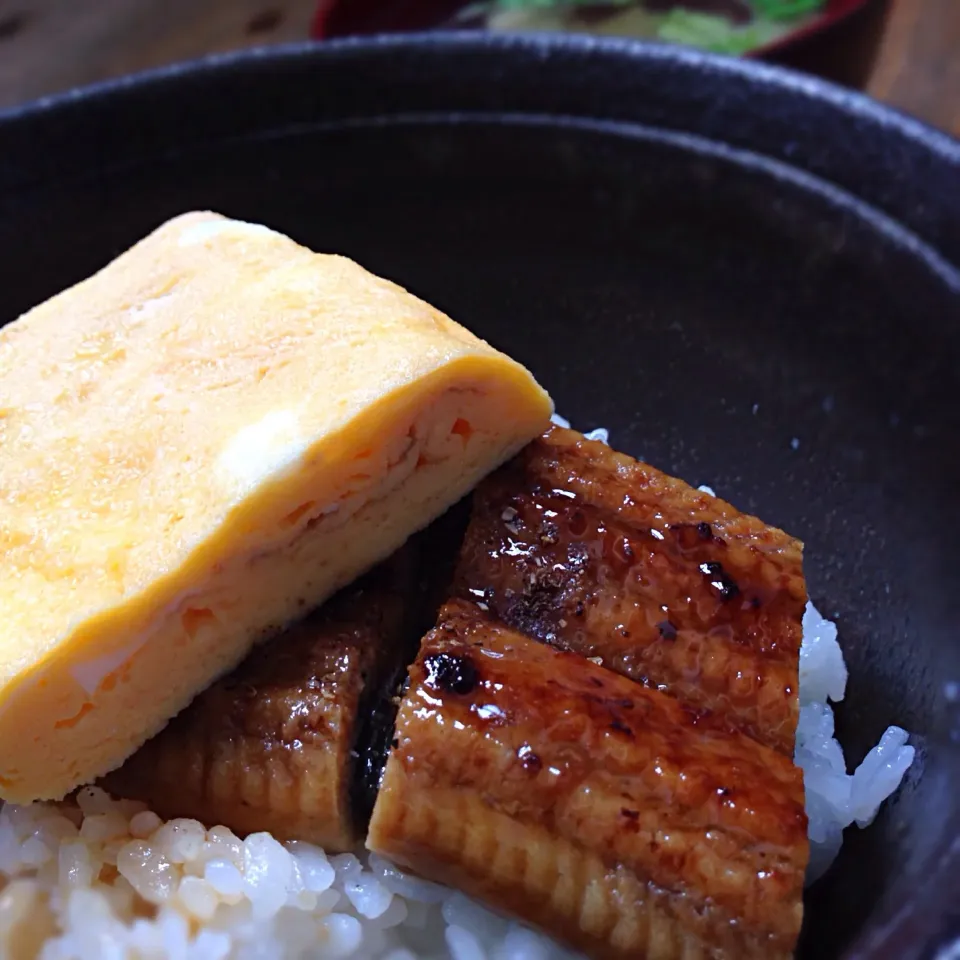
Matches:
[[453, 427, 806, 754], [104, 513, 468, 850], [368, 599, 808, 959]]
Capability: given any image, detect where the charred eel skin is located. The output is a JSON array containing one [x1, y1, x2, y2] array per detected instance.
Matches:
[[105, 506, 471, 849], [368, 599, 808, 959], [105, 547, 422, 851], [453, 427, 806, 754]]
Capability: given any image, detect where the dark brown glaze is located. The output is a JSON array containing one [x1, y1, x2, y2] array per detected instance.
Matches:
[[368, 600, 807, 959], [105, 546, 424, 851], [453, 426, 806, 754], [352, 498, 473, 823]]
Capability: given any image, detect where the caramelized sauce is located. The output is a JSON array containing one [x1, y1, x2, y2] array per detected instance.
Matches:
[[369, 599, 807, 959], [454, 427, 806, 753]]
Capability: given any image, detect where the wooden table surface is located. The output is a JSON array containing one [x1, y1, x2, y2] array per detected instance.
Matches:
[[0, 0, 956, 136]]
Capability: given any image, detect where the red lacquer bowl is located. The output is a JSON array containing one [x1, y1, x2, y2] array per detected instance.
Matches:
[[312, 0, 874, 58]]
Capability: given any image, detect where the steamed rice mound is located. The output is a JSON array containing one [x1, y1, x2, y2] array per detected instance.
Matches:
[[0, 788, 576, 960]]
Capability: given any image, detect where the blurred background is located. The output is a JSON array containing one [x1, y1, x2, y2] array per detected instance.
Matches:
[[0, 0, 955, 134]]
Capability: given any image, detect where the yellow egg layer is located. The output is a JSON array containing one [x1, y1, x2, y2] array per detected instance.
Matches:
[[0, 212, 552, 801]]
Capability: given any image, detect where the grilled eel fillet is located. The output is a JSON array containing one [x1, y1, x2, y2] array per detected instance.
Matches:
[[368, 599, 808, 960], [105, 546, 426, 851], [453, 426, 806, 754]]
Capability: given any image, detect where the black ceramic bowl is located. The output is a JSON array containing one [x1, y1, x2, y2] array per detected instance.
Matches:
[[1, 33, 958, 960]]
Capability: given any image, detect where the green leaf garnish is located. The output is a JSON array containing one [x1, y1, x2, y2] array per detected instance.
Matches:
[[656, 9, 783, 55], [492, 0, 632, 7], [751, 0, 824, 20]]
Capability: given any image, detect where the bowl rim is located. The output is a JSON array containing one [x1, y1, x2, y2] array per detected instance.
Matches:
[[1, 32, 957, 271], [2, 30, 954, 151]]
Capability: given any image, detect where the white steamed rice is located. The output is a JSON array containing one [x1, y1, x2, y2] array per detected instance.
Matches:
[[0, 424, 914, 958], [0, 791, 577, 960], [796, 603, 915, 882]]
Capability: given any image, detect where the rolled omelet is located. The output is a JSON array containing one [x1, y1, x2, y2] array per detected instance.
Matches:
[[0, 211, 552, 802]]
